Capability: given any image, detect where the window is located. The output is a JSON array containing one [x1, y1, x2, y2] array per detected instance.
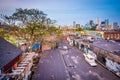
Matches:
[[104, 50, 108, 57], [111, 34, 113, 39], [107, 34, 110, 39], [93, 47, 99, 54], [100, 49, 104, 54], [114, 34, 116, 39], [118, 34, 120, 39], [0, 69, 2, 74]]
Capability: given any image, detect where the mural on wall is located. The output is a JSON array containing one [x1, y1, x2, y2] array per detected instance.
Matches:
[[86, 31, 104, 39], [96, 33, 103, 39], [105, 58, 120, 76]]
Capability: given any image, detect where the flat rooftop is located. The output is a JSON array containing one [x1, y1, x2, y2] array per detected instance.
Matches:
[[92, 39, 120, 56]]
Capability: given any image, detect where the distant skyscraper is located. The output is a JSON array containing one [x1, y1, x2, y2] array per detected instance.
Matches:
[[73, 21, 76, 28], [96, 18, 100, 25], [100, 21, 106, 28], [89, 20, 94, 27], [113, 22, 118, 30], [76, 24, 80, 28], [105, 18, 109, 27]]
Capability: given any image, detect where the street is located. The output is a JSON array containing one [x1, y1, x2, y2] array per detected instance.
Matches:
[[33, 42, 120, 80]]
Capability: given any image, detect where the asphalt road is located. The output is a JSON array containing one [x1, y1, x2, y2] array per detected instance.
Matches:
[[33, 42, 120, 80]]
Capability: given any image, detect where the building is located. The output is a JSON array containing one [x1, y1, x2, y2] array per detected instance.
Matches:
[[73, 21, 76, 28], [62, 28, 77, 36], [105, 18, 109, 27], [68, 35, 120, 77], [0, 37, 38, 79], [85, 31, 120, 40], [86, 31, 104, 39], [107, 25, 113, 30], [104, 31, 120, 40], [91, 39, 120, 76], [100, 21, 106, 28], [76, 24, 80, 28], [89, 20, 94, 27], [113, 22, 119, 30], [0, 37, 22, 74], [96, 18, 100, 26]]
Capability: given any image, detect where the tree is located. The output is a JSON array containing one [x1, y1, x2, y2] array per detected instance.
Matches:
[[0, 14, 17, 26], [76, 27, 84, 31], [10, 8, 48, 42], [47, 26, 62, 36], [89, 27, 96, 30], [12, 8, 47, 26], [0, 8, 58, 47]]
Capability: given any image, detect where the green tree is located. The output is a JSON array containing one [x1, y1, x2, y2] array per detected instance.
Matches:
[[0, 8, 58, 46], [76, 27, 84, 31], [47, 26, 62, 36], [11, 8, 48, 42], [89, 27, 96, 30]]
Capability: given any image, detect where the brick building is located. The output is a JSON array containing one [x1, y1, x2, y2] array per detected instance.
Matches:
[[86, 31, 120, 40], [104, 31, 120, 40], [91, 39, 120, 76]]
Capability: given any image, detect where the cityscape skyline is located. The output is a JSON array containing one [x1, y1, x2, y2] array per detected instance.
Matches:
[[0, 0, 120, 26]]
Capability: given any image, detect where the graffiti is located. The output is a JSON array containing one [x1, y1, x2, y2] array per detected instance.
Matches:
[[105, 58, 120, 76]]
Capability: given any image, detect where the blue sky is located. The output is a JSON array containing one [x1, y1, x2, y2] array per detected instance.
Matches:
[[0, 0, 120, 26]]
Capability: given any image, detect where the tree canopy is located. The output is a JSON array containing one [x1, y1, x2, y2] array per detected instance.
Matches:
[[89, 27, 96, 30], [76, 27, 84, 31], [0, 8, 62, 45]]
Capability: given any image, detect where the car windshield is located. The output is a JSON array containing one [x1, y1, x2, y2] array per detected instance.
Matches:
[[89, 58, 93, 60]]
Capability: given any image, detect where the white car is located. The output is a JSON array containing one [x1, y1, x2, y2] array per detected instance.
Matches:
[[83, 53, 97, 67], [63, 46, 68, 50]]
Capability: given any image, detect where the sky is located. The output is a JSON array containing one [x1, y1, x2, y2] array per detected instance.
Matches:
[[0, 0, 120, 26]]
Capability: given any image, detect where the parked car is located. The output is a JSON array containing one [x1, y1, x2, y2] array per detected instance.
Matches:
[[63, 46, 68, 50], [83, 53, 97, 67]]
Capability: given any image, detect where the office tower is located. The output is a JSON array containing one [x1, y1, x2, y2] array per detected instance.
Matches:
[[100, 21, 106, 28], [73, 21, 76, 28], [96, 18, 100, 25], [76, 24, 80, 28], [89, 20, 94, 26], [105, 18, 109, 27], [113, 22, 118, 30]]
